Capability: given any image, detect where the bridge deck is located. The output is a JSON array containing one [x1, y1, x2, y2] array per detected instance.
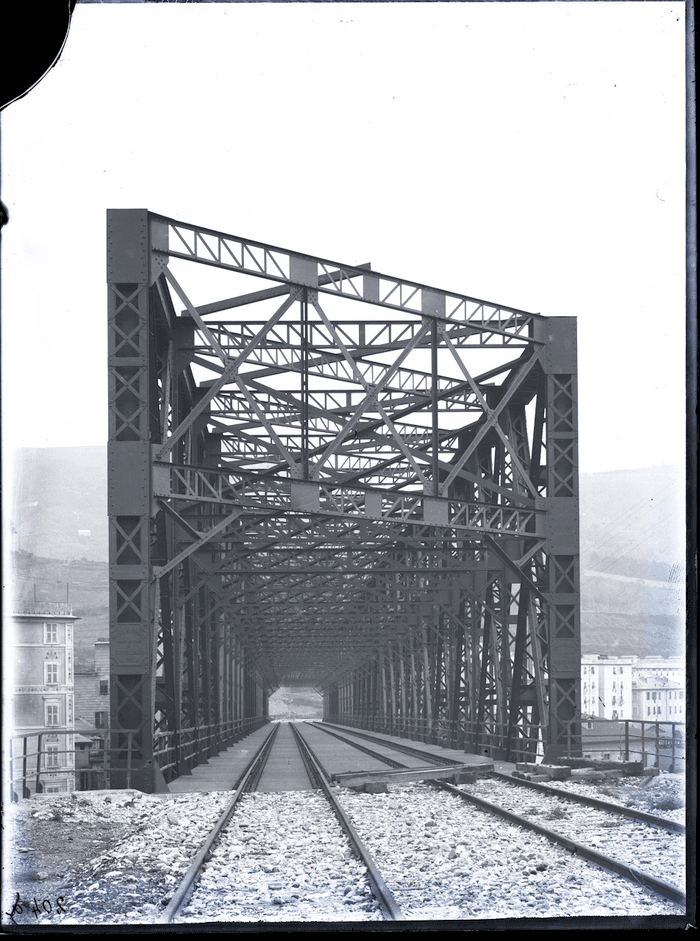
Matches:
[[167, 724, 273, 794], [166, 721, 512, 794], [255, 722, 312, 793], [321, 723, 518, 775]]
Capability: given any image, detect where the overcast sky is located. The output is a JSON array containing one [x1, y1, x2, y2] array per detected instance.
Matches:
[[1, 1, 687, 476]]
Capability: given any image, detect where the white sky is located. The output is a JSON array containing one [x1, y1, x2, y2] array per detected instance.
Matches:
[[1, 1, 688, 475]]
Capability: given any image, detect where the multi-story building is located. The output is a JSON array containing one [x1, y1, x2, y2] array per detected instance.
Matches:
[[581, 653, 685, 723], [632, 656, 685, 686], [632, 673, 685, 723], [7, 601, 80, 797], [75, 637, 110, 736], [74, 637, 111, 789], [581, 654, 636, 720]]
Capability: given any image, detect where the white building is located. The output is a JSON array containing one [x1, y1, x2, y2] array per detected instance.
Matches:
[[7, 602, 80, 798], [632, 656, 685, 686], [581, 654, 685, 723], [581, 654, 636, 720], [632, 673, 685, 723]]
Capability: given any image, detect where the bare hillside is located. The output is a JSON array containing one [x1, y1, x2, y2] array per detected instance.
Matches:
[[7, 448, 687, 662]]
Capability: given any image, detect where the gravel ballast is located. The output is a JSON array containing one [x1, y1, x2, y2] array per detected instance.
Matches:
[[334, 783, 686, 921], [2, 774, 688, 927], [544, 771, 686, 826], [454, 778, 685, 892], [3, 791, 231, 926], [179, 791, 382, 923]]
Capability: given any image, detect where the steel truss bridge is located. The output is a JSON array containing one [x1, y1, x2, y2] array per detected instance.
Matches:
[[107, 209, 581, 792]]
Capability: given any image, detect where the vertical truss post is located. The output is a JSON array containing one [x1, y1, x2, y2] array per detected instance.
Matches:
[[398, 643, 408, 737], [540, 317, 582, 761], [300, 289, 310, 478], [107, 209, 168, 793]]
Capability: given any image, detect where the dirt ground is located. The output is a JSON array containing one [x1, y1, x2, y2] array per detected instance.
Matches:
[[2, 791, 136, 922]]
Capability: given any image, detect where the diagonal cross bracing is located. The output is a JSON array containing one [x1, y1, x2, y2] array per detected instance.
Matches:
[[107, 210, 581, 791]]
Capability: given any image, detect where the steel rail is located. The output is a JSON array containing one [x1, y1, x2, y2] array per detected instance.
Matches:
[[306, 724, 685, 909], [315, 721, 465, 767], [290, 723, 405, 921], [156, 724, 279, 924], [240, 722, 281, 792], [306, 722, 406, 770], [436, 780, 686, 908], [493, 770, 686, 834]]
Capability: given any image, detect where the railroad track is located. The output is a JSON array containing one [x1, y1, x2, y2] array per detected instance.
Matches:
[[316, 721, 466, 767], [317, 722, 685, 830], [156, 722, 403, 923], [155, 721, 685, 923], [437, 778, 685, 908], [310, 722, 687, 909]]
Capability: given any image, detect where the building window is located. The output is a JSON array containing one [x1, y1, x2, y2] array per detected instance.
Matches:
[[99, 680, 109, 696], [44, 623, 59, 645], [45, 744, 60, 769], [44, 784, 61, 794], [44, 663, 59, 685], [95, 711, 108, 729], [45, 704, 59, 727]]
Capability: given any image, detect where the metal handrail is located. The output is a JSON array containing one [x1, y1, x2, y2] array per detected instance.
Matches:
[[324, 713, 686, 769], [5, 716, 271, 800]]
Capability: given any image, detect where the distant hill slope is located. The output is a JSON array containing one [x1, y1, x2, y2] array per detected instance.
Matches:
[[578, 463, 686, 658], [579, 464, 685, 575], [7, 448, 687, 661], [268, 687, 324, 721], [9, 446, 108, 563]]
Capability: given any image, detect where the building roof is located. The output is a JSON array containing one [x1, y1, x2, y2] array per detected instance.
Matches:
[[74, 716, 103, 733], [10, 602, 80, 619], [632, 674, 684, 690]]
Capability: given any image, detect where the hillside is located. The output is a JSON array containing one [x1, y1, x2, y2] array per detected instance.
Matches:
[[268, 687, 324, 721], [578, 463, 686, 658], [9, 552, 110, 670], [6, 448, 687, 663], [9, 445, 108, 563], [579, 464, 685, 573]]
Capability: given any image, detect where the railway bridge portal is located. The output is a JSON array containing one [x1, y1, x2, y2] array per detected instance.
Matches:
[[107, 209, 581, 792]]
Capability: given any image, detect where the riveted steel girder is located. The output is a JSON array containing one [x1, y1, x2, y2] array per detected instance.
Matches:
[[107, 210, 581, 789]]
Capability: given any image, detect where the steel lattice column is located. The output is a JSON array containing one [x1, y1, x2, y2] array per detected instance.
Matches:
[[107, 209, 169, 792], [539, 317, 582, 760]]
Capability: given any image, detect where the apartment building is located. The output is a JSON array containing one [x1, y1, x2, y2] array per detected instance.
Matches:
[[7, 601, 80, 796]]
